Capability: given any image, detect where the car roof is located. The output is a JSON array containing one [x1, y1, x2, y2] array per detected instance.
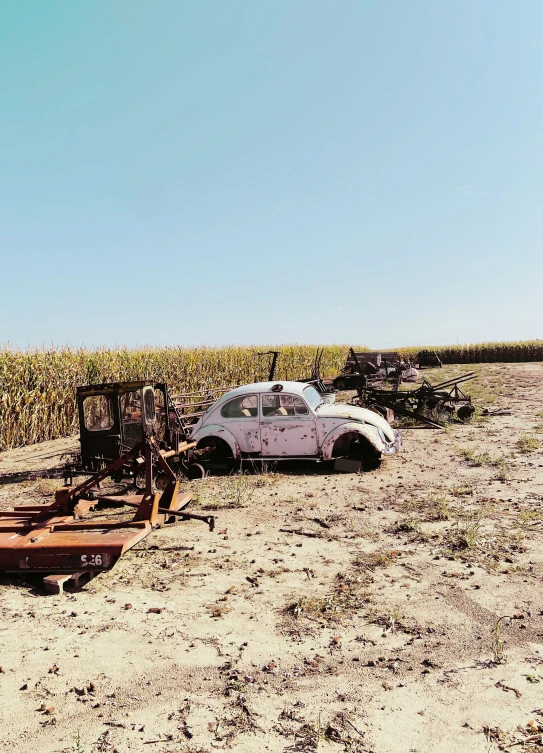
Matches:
[[213, 381, 315, 405]]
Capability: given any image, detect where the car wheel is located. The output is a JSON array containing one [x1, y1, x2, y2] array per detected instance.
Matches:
[[348, 437, 382, 471]]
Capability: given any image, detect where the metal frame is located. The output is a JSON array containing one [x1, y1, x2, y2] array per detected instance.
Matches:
[[0, 437, 214, 584], [355, 372, 477, 428]]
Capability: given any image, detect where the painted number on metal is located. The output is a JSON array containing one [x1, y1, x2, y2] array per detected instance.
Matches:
[[80, 553, 107, 567]]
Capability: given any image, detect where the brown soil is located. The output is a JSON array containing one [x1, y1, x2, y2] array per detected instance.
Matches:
[[0, 363, 542, 753]]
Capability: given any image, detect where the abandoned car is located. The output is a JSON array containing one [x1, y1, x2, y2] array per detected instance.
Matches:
[[188, 381, 401, 471]]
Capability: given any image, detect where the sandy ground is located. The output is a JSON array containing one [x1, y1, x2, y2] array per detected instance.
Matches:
[[1, 363, 543, 753]]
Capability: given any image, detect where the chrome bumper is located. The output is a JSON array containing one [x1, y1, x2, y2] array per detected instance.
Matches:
[[382, 429, 402, 456]]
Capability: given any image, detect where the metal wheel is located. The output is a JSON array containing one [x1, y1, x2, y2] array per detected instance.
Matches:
[[457, 404, 475, 422], [155, 473, 171, 491], [187, 463, 207, 480]]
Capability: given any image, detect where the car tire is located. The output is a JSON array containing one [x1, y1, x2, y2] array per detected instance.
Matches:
[[348, 437, 382, 471]]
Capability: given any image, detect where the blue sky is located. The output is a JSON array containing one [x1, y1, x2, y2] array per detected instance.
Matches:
[[1, 1, 541, 349]]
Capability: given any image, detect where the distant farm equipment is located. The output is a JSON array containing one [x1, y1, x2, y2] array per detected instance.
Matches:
[[353, 371, 477, 428], [332, 349, 404, 390], [415, 350, 442, 369]]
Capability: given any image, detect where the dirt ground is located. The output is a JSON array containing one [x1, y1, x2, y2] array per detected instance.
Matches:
[[1, 363, 543, 753]]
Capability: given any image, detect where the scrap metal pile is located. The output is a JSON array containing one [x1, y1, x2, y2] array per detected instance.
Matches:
[[352, 371, 477, 428], [63, 379, 235, 484], [0, 436, 214, 592], [332, 349, 403, 390], [0, 355, 475, 591], [0, 381, 217, 592]]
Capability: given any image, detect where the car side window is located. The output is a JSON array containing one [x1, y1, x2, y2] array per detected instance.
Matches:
[[293, 397, 309, 415], [262, 394, 298, 417], [221, 395, 258, 418]]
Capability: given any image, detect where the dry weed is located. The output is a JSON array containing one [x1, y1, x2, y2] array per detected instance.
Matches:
[[517, 433, 541, 454]]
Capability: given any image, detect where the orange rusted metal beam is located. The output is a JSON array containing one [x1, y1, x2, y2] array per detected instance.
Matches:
[[0, 438, 214, 581]]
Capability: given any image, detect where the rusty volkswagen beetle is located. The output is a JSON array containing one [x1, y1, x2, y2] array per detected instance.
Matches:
[[187, 381, 401, 472]]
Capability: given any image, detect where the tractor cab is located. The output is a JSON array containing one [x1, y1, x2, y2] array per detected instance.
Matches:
[[77, 380, 185, 471]]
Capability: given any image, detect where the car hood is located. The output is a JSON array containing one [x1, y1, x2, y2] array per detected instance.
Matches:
[[316, 403, 395, 442]]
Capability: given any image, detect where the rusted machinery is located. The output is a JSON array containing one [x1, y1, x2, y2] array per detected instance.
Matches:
[[415, 350, 442, 368], [65, 380, 195, 483], [355, 372, 477, 428], [0, 436, 214, 593], [64, 379, 235, 484], [333, 349, 402, 390], [256, 349, 336, 398], [296, 348, 336, 399], [256, 351, 280, 381]]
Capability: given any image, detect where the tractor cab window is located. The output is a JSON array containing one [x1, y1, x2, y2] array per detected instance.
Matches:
[[120, 390, 143, 447], [221, 395, 258, 418], [83, 395, 114, 432], [154, 387, 167, 441], [143, 389, 155, 424]]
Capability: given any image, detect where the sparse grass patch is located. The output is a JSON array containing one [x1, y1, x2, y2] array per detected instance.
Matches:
[[491, 616, 511, 663], [495, 460, 512, 482], [443, 511, 483, 551], [517, 432, 541, 454], [391, 517, 420, 533], [203, 471, 258, 509], [367, 605, 405, 634], [456, 447, 505, 467], [208, 603, 231, 618], [441, 507, 526, 568], [349, 525, 381, 541], [534, 411, 543, 434], [431, 497, 452, 521], [285, 572, 369, 623], [403, 491, 453, 521], [424, 493, 452, 521], [449, 482, 474, 497], [213, 700, 261, 743], [518, 509, 543, 528], [69, 733, 87, 753], [35, 477, 59, 496], [294, 714, 336, 750], [352, 548, 401, 572]]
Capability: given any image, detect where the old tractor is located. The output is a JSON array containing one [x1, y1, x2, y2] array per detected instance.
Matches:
[[65, 379, 216, 486]]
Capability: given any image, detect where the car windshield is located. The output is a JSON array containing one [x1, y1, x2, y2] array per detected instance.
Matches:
[[303, 385, 323, 410]]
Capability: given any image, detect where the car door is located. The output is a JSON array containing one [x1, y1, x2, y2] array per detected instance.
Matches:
[[260, 393, 318, 456], [218, 394, 261, 453]]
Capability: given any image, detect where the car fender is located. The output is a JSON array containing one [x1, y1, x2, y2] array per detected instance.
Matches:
[[321, 422, 384, 461], [191, 424, 241, 459]]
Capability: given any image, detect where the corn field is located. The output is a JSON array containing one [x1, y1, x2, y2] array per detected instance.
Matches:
[[0, 345, 349, 451], [0, 340, 541, 451], [395, 341, 543, 364]]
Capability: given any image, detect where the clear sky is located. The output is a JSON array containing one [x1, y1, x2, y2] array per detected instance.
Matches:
[[1, 1, 541, 349]]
